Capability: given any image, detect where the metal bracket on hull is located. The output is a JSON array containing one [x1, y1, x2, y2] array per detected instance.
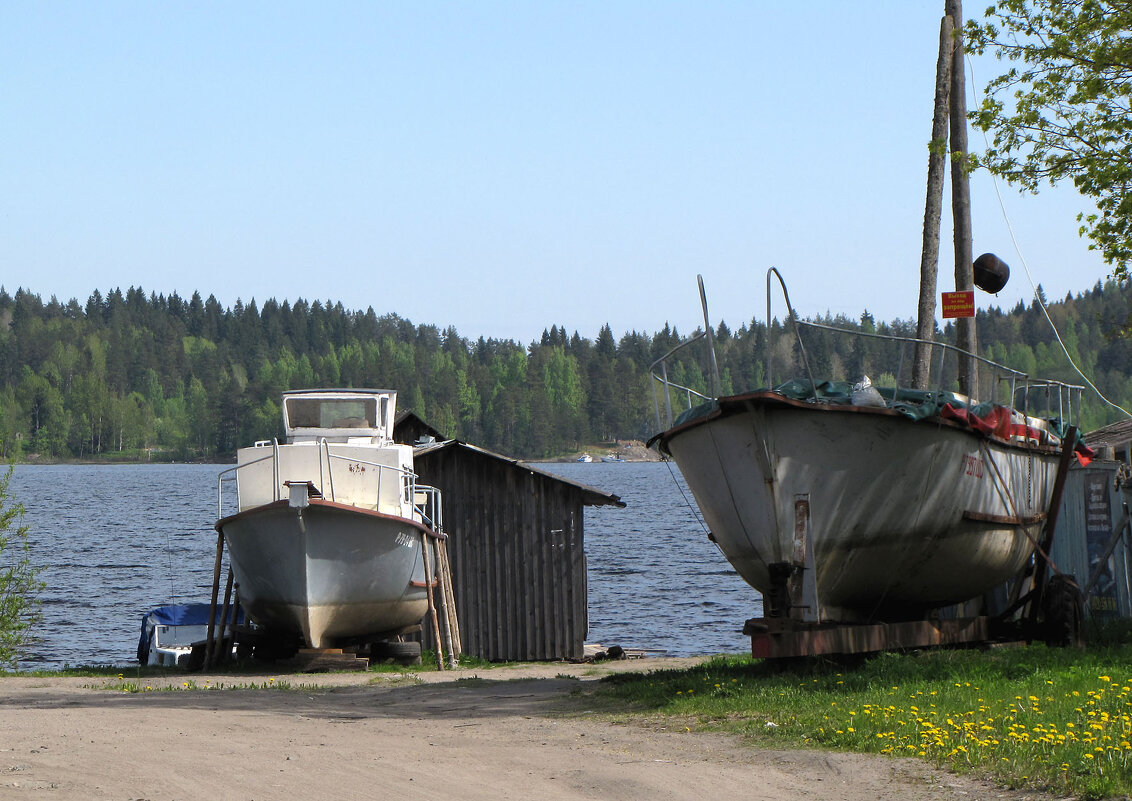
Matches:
[[765, 495, 820, 623], [792, 495, 819, 623], [284, 480, 321, 508]]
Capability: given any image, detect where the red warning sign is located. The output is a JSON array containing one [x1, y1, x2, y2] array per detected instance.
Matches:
[[942, 290, 975, 318]]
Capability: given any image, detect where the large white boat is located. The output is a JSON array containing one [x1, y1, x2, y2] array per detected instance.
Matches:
[[215, 389, 444, 649], [650, 273, 1089, 625]]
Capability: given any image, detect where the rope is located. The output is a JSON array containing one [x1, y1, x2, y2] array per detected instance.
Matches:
[[664, 458, 712, 539], [979, 439, 1062, 577]]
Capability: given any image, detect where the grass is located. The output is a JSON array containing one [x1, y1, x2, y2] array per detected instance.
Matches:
[[94, 674, 295, 692], [2, 649, 510, 684], [594, 633, 1132, 800]]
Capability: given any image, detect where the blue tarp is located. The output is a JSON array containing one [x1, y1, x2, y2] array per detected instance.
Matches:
[[136, 603, 243, 664]]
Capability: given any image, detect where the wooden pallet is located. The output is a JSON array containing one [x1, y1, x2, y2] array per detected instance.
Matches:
[[278, 648, 370, 672]]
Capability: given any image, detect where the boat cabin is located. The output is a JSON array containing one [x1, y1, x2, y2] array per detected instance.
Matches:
[[231, 389, 420, 518], [281, 389, 397, 445]]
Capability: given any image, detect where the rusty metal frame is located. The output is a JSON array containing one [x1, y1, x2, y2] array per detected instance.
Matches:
[[743, 616, 989, 659]]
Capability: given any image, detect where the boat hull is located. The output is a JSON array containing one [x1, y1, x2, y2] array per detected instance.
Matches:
[[657, 393, 1060, 620], [217, 500, 432, 648]]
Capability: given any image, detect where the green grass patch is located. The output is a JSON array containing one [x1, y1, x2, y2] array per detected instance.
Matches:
[[94, 675, 296, 693], [3, 650, 512, 680], [595, 644, 1132, 799]]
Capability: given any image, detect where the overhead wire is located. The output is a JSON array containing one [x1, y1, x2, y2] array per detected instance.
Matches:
[[966, 53, 1132, 420]]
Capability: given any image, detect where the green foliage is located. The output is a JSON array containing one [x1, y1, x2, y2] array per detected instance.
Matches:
[[0, 281, 1131, 461], [0, 462, 43, 668], [966, 1, 1132, 276]]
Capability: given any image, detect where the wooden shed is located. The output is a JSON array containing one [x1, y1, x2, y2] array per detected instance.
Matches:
[[397, 435, 624, 662], [393, 410, 445, 446]]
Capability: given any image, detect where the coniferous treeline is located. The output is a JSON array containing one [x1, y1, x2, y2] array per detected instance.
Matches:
[[0, 281, 1130, 461]]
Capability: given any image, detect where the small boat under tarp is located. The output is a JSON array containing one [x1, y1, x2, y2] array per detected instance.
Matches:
[[137, 603, 244, 667]]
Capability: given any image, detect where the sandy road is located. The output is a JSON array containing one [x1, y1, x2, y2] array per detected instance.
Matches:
[[0, 659, 1054, 801]]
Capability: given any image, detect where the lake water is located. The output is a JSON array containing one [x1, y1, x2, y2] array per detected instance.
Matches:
[[10, 461, 761, 670]]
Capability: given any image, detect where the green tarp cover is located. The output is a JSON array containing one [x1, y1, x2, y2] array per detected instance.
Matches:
[[671, 379, 1075, 443]]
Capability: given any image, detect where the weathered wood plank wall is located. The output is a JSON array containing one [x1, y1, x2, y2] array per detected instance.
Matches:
[[413, 446, 588, 661]]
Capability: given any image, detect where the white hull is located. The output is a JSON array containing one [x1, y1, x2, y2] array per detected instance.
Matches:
[[218, 500, 432, 648], [658, 392, 1061, 619]]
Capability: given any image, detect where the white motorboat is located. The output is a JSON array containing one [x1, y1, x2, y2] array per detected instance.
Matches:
[[215, 389, 444, 648], [649, 273, 1089, 623]]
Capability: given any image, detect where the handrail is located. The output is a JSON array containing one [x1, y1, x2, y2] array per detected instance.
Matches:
[[412, 484, 444, 532], [766, 267, 819, 397], [217, 441, 442, 527], [648, 270, 1086, 434], [794, 319, 1078, 393], [322, 438, 336, 501], [795, 318, 1085, 415], [217, 447, 276, 519], [648, 331, 709, 429]]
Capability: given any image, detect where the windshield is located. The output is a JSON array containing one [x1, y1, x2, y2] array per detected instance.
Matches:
[[286, 396, 380, 429]]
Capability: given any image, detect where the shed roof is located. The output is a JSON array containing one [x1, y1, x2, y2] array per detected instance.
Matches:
[[393, 410, 446, 443], [1086, 419, 1132, 449], [413, 439, 625, 508]]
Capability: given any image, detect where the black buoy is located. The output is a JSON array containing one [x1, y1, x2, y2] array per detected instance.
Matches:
[[973, 252, 1010, 293]]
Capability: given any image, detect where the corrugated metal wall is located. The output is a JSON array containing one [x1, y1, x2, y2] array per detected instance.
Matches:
[[1050, 461, 1132, 618], [413, 447, 588, 661]]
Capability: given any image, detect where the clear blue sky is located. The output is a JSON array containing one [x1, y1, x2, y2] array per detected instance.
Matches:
[[2, 2, 1110, 344]]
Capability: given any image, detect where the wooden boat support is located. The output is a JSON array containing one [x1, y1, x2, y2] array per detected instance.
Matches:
[[743, 616, 990, 660]]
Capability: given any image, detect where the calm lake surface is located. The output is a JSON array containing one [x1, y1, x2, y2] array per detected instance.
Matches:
[[11, 461, 761, 670]]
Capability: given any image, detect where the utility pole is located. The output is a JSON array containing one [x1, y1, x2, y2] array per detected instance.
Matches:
[[947, 0, 977, 397], [913, 14, 954, 389]]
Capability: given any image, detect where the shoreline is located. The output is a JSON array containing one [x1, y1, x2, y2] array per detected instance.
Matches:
[[9, 440, 663, 467]]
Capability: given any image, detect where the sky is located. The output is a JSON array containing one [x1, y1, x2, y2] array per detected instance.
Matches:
[[2, 2, 1113, 345]]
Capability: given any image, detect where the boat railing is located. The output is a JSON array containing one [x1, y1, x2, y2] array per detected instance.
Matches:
[[412, 484, 444, 533], [649, 269, 1086, 431], [217, 443, 279, 519], [792, 318, 1085, 423], [218, 440, 442, 526], [648, 331, 713, 429]]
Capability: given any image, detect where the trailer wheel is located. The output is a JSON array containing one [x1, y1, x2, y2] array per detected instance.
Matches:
[[1042, 574, 1085, 648], [370, 640, 422, 665]]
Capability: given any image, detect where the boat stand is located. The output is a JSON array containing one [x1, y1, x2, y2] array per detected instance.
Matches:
[[743, 615, 990, 660]]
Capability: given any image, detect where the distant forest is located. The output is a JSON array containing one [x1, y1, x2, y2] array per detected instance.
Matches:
[[1, 281, 1131, 462]]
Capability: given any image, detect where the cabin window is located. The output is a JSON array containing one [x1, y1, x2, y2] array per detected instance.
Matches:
[[287, 397, 379, 429]]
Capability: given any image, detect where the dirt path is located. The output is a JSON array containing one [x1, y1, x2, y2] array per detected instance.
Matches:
[[0, 659, 1055, 800]]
